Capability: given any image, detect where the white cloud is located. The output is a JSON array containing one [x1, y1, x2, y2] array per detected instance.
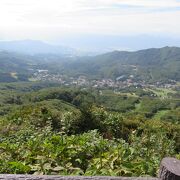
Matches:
[[107, 0, 180, 8], [0, 0, 180, 40]]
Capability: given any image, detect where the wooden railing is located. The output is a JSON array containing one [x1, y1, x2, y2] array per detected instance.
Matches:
[[0, 157, 179, 180]]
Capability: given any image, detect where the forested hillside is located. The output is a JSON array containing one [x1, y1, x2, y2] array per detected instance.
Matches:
[[0, 47, 179, 176], [0, 51, 35, 82], [0, 82, 179, 176], [60, 47, 180, 82]]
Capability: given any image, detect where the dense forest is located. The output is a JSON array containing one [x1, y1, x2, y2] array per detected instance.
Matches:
[[0, 82, 179, 176]]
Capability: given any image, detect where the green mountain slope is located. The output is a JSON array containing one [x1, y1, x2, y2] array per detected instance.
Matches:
[[0, 51, 34, 82], [62, 47, 180, 82]]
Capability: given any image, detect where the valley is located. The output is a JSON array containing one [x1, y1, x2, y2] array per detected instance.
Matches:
[[1, 1, 180, 178], [0, 45, 179, 176]]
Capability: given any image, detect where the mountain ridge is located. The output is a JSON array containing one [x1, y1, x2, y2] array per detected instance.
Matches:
[[59, 46, 180, 82], [0, 40, 76, 56], [0, 46, 180, 83]]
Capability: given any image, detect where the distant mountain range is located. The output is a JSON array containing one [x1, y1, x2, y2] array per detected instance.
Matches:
[[0, 46, 180, 83], [0, 40, 77, 56]]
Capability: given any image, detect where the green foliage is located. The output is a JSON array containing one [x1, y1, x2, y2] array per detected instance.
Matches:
[[0, 82, 179, 176], [0, 127, 176, 176], [138, 98, 168, 118]]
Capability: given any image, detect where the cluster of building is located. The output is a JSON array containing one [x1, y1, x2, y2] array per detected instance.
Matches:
[[32, 70, 178, 89], [33, 70, 65, 84]]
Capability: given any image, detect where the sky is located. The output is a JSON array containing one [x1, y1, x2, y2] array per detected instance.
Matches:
[[0, 0, 180, 51]]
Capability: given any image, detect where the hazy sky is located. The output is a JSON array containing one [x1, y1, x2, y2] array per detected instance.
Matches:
[[0, 0, 180, 50]]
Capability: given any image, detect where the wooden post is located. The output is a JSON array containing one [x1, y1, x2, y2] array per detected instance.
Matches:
[[159, 157, 180, 180]]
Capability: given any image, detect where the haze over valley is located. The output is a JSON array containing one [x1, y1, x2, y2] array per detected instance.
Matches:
[[0, 40, 179, 88]]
